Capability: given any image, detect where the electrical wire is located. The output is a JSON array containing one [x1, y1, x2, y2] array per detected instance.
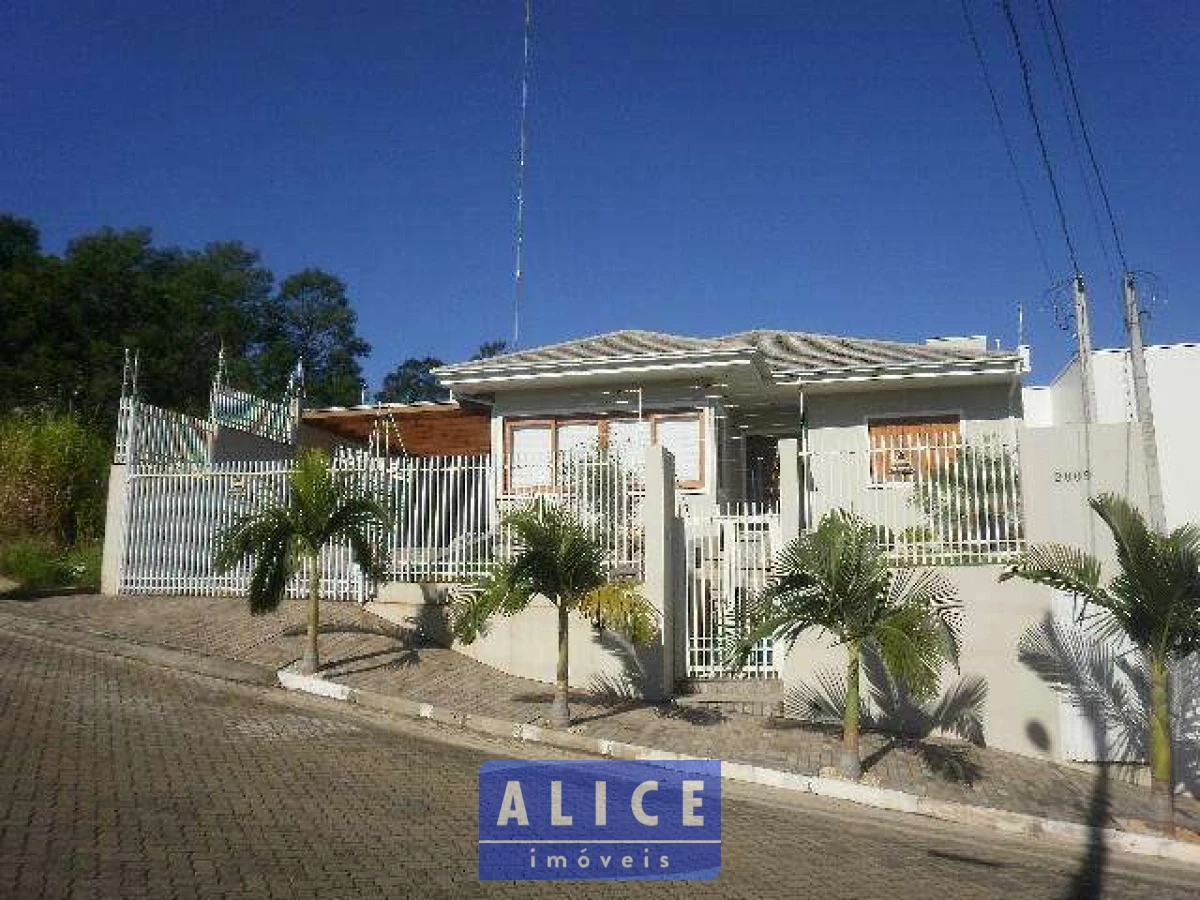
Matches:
[[1045, 0, 1129, 271], [959, 0, 1053, 283], [1000, 0, 1080, 275], [1032, 0, 1117, 282]]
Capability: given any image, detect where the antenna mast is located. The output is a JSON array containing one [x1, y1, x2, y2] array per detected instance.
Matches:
[[512, 0, 533, 348]]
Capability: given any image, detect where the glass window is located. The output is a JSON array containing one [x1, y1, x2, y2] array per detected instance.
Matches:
[[508, 422, 553, 489], [654, 414, 703, 484], [607, 418, 650, 466], [556, 422, 600, 461]]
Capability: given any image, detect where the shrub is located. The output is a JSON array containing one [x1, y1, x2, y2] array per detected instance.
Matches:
[[0, 536, 72, 590], [0, 536, 102, 592], [0, 412, 110, 544]]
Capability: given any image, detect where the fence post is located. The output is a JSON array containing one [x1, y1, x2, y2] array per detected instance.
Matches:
[[643, 443, 678, 696], [100, 463, 129, 595], [778, 438, 801, 543]]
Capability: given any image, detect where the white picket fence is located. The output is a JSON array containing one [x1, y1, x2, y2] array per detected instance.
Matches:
[[120, 460, 369, 600], [801, 437, 1024, 565], [682, 502, 780, 679]]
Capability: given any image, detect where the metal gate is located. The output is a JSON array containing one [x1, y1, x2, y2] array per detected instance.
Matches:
[[119, 461, 369, 601], [682, 504, 780, 679]]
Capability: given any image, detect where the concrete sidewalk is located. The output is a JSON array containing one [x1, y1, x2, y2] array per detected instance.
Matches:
[[3, 592, 1198, 841]]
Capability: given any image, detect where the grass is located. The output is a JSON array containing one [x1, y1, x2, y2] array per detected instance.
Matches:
[[0, 536, 100, 595]]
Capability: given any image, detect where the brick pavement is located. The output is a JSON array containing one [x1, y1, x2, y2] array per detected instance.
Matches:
[[3, 592, 1198, 836], [3, 627, 1199, 898]]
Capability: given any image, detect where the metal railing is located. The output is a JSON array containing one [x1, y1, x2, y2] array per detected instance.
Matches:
[[801, 436, 1024, 565], [209, 384, 298, 445]]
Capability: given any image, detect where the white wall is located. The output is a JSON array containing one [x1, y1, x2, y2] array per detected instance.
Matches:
[[803, 380, 1021, 454], [1025, 344, 1200, 528]]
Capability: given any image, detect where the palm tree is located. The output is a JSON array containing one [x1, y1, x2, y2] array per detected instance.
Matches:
[[1001, 493, 1200, 835], [450, 502, 656, 728], [215, 448, 385, 674], [731, 510, 961, 779]]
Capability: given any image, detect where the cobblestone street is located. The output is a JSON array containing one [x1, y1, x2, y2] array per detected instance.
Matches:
[[2, 624, 1198, 898]]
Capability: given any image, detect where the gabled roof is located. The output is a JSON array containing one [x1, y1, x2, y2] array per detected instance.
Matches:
[[435, 328, 1019, 386]]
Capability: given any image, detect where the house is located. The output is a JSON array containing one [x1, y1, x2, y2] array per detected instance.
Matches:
[[434, 329, 1026, 513], [105, 327, 1177, 772]]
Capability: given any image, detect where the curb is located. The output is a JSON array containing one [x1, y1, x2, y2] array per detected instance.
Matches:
[[0, 611, 278, 687], [277, 663, 1200, 870]]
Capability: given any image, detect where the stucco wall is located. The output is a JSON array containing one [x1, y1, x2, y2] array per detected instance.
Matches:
[[803, 380, 1020, 454], [776, 566, 1061, 760]]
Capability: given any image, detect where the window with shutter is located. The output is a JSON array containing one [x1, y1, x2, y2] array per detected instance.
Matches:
[[867, 415, 960, 483]]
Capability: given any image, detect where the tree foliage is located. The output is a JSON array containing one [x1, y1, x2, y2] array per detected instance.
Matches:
[[0, 213, 371, 429], [375, 357, 448, 404]]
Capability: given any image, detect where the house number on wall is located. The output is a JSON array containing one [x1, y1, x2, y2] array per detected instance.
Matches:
[[1053, 470, 1091, 484]]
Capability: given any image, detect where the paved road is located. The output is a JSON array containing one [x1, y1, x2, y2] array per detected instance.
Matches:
[[1, 628, 1196, 899]]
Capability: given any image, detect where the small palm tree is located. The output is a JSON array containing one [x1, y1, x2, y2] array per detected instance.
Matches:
[[731, 510, 961, 779], [451, 502, 656, 728], [215, 448, 385, 674], [1001, 493, 1200, 835]]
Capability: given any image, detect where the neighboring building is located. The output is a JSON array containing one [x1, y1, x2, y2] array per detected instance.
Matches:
[[1023, 343, 1200, 528]]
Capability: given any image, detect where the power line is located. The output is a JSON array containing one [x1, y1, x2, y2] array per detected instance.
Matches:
[[959, 0, 1053, 282], [1045, 0, 1129, 271], [1032, 0, 1117, 282], [512, 0, 534, 349], [1000, 0, 1080, 275]]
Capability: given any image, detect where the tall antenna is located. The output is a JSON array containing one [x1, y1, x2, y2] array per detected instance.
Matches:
[[512, 0, 534, 348]]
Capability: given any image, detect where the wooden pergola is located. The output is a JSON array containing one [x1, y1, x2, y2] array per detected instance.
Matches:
[[301, 401, 490, 457]]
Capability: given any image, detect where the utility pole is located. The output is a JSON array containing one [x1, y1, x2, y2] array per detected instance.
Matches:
[[1072, 274, 1096, 424], [1124, 272, 1167, 531]]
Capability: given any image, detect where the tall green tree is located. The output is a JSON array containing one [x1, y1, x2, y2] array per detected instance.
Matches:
[[375, 357, 447, 403], [450, 503, 656, 727], [0, 213, 370, 428], [471, 339, 509, 360], [1001, 494, 1200, 835], [732, 510, 961, 779], [215, 448, 385, 674], [258, 269, 370, 408]]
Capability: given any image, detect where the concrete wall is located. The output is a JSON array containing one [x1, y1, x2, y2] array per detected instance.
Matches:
[[1024, 344, 1200, 528], [99, 464, 128, 595], [369, 581, 667, 701], [211, 426, 293, 463], [804, 380, 1020, 453], [775, 567, 1061, 760]]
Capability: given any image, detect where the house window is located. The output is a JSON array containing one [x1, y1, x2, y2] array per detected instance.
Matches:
[[653, 413, 704, 487], [507, 421, 553, 489], [868, 414, 960, 482], [607, 418, 650, 465], [502, 411, 706, 492]]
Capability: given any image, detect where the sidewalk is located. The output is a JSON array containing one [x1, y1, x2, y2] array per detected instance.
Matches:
[[3, 592, 1198, 839]]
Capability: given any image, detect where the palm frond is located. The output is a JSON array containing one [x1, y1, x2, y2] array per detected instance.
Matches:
[[1001, 542, 1108, 604], [577, 582, 660, 644], [1017, 613, 1149, 760]]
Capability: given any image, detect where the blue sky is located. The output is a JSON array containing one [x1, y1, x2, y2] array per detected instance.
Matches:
[[2, 1, 1196, 390]]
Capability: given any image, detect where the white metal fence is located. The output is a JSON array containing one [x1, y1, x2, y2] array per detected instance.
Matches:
[[209, 384, 298, 445], [120, 460, 368, 600], [801, 437, 1024, 565], [682, 502, 780, 679], [115, 397, 216, 466]]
